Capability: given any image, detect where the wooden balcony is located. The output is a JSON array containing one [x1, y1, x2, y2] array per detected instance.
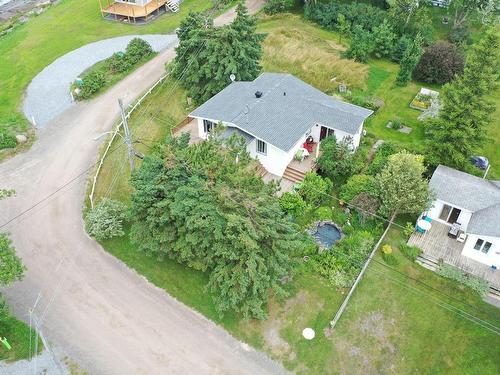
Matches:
[[98, 0, 172, 23]]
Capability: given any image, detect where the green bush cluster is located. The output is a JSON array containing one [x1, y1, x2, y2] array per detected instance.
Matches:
[[437, 264, 489, 296], [84, 198, 128, 241], [399, 243, 421, 261], [125, 38, 154, 65], [279, 191, 306, 217], [78, 70, 106, 99], [367, 142, 399, 176], [76, 38, 153, 100], [0, 130, 17, 150], [311, 231, 374, 288], [340, 174, 378, 202], [263, 0, 294, 15], [298, 172, 333, 207]]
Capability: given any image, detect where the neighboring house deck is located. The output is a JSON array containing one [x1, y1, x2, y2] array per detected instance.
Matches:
[[409, 221, 500, 289], [98, 0, 178, 23]]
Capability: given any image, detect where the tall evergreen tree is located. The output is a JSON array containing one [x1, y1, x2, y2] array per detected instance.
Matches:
[[395, 33, 423, 86], [425, 28, 499, 170], [129, 132, 303, 319], [172, 4, 264, 104]]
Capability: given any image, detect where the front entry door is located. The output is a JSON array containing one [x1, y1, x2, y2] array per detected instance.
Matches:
[[448, 207, 461, 224], [320, 126, 334, 141]]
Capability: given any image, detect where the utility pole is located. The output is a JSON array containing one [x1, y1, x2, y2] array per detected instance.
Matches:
[[118, 98, 135, 172]]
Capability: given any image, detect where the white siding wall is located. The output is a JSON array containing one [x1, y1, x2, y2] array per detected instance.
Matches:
[[193, 116, 364, 176], [462, 234, 500, 268], [426, 199, 472, 230], [310, 123, 363, 149]]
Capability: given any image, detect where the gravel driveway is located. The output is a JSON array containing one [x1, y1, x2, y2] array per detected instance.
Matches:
[[23, 34, 178, 128]]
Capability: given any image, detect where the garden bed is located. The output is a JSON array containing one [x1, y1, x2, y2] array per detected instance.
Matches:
[[409, 87, 439, 111]]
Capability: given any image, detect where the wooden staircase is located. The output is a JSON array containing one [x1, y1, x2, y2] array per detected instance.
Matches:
[[166, 0, 179, 12], [283, 165, 306, 183], [255, 162, 267, 177]]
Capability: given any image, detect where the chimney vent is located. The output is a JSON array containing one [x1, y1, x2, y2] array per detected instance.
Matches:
[[284, 92, 286, 96], [255, 91, 263, 98]]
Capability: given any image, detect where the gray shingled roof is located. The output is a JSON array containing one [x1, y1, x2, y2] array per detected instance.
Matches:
[[430, 165, 500, 237], [190, 73, 373, 151]]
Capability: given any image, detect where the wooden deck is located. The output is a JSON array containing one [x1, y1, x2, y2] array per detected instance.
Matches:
[[172, 117, 202, 145], [287, 143, 319, 173], [408, 220, 500, 288], [100, 0, 168, 22]]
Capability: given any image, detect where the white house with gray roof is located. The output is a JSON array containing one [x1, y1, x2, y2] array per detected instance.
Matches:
[[189, 73, 373, 177], [426, 165, 500, 268]]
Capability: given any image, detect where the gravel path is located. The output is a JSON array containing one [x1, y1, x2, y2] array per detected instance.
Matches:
[[23, 34, 178, 128]]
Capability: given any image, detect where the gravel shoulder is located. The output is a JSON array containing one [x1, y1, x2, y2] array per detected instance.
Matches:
[[23, 34, 177, 128]]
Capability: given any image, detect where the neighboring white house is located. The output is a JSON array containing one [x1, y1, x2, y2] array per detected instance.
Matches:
[[426, 165, 500, 268], [189, 73, 373, 177]]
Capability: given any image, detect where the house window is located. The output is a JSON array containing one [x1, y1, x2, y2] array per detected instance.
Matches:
[[439, 205, 452, 221], [256, 139, 267, 155], [203, 119, 216, 133], [473, 239, 492, 253], [438, 204, 461, 224], [473, 239, 484, 250]]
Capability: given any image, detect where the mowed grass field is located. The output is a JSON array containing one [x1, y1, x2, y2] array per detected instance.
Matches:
[[0, 0, 211, 136], [91, 13, 500, 374]]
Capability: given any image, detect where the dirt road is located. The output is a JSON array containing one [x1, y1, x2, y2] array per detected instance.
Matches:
[[0, 1, 286, 373]]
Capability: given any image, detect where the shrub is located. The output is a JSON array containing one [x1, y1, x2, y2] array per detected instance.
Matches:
[[311, 230, 374, 288], [350, 192, 379, 223], [391, 120, 402, 130], [315, 206, 333, 221], [298, 172, 333, 207], [367, 142, 399, 175], [403, 222, 415, 240], [85, 198, 128, 241], [448, 27, 472, 46], [437, 264, 489, 296], [413, 42, 465, 84], [279, 192, 306, 217], [344, 25, 373, 63], [381, 244, 397, 265], [79, 70, 106, 99], [107, 52, 131, 73], [0, 130, 17, 149], [264, 0, 294, 15], [126, 38, 154, 65], [340, 174, 378, 202], [399, 243, 421, 261]]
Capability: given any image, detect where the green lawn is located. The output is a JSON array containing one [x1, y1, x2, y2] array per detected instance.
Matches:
[[0, 315, 42, 362], [0, 0, 211, 138]]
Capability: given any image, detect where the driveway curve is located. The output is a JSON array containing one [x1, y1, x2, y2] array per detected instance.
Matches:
[[23, 34, 178, 128], [1, 1, 282, 374]]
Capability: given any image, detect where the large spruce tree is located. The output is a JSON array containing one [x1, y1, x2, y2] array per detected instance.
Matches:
[[425, 28, 499, 170], [129, 132, 303, 319], [172, 3, 264, 104]]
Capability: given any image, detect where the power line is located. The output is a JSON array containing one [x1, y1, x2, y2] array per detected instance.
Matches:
[[368, 265, 500, 335]]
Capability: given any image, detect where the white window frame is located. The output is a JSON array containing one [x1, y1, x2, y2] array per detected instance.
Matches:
[[203, 119, 216, 134], [473, 238, 492, 254], [256, 139, 267, 155]]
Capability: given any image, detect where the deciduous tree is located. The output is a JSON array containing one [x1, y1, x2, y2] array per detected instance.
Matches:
[[413, 42, 464, 84], [377, 151, 431, 218]]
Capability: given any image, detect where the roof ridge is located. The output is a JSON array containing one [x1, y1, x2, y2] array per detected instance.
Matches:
[[230, 74, 289, 124]]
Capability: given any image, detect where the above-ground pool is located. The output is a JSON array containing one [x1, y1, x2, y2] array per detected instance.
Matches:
[[309, 221, 343, 249]]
